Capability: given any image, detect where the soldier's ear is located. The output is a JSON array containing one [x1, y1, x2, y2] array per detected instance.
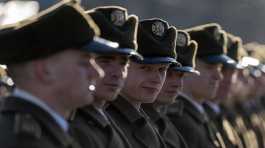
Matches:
[[33, 59, 55, 84]]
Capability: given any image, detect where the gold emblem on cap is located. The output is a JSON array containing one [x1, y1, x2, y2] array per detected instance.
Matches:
[[110, 10, 125, 26], [152, 21, 165, 36], [177, 33, 188, 47]]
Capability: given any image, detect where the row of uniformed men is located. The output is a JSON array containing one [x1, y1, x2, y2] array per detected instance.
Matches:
[[0, 0, 265, 148]]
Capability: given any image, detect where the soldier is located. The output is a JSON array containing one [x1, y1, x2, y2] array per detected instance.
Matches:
[[249, 46, 265, 147], [247, 43, 265, 106], [229, 46, 251, 104], [225, 43, 265, 148], [244, 43, 265, 100], [203, 33, 245, 148], [69, 6, 142, 148], [233, 45, 265, 148], [167, 23, 233, 148], [142, 30, 200, 148], [0, 1, 121, 147], [106, 18, 178, 148]]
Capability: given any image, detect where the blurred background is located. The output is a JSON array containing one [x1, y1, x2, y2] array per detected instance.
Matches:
[[81, 0, 265, 44], [0, 0, 265, 43]]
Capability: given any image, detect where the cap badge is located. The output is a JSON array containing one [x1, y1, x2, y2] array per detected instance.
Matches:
[[176, 32, 188, 47], [110, 10, 125, 26], [152, 21, 165, 36]]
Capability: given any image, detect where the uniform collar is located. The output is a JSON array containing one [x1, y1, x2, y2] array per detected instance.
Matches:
[[177, 94, 209, 123], [205, 101, 221, 114], [12, 88, 69, 132], [94, 106, 110, 122], [180, 92, 205, 114], [79, 105, 110, 128], [111, 95, 146, 123], [142, 104, 161, 123]]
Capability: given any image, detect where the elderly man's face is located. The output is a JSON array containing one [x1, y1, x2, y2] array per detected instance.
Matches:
[[49, 49, 104, 109]]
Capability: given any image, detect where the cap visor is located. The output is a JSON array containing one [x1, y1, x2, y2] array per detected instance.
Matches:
[[201, 54, 236, 65], [81, 38, 143, 61], [135, 57, 178, 64], [81, 37, 119, 54], [171, 66, 200, 75], [223, 62, 244, 69], [112, 48, 143, 61]]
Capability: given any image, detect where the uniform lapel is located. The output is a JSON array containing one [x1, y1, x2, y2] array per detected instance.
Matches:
[[112, 96, 157, 148], [79, 106, 122, 148], [143, 104, 178, 148], [106, 112, 133, 148], [1, 96, 81, 148]]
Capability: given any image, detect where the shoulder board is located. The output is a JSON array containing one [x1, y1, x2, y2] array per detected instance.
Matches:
[[14, 113, 42, 139]]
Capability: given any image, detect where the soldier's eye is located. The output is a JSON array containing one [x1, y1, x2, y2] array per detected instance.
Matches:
[[159, 67, 167, 73], [97, 59, 111, 64], [140, 65, 151, 71], [119, 58, 129, 66], [78, 60, 90, 67], [96, 57, 112, 64]]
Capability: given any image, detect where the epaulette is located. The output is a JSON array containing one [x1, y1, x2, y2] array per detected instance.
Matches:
[[250, 113, 260, 127], [14, 113, 42, 139], [166, 100, 184, 117], [222, 119, 237, 145]]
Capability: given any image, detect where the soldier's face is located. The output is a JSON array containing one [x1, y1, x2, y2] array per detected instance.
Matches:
[[49, 50, 104, 109], [256, 74, 265, 97], [215, 68, 238, 102], [231, 69, 253, 101], [121, 61, 169, 104], [185, 60, 222, 100], [94, 54, 129, 102], [156, 69, 184, 105]]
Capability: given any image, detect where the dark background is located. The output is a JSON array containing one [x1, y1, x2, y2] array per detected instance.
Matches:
[[1, 0, 265, 43], [81, 0, 265, 44]]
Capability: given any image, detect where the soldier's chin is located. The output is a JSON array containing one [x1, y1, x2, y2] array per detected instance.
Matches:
[[156, 95, 176, 105], [79, 94, 95, 107], [100, 92, 119, 102], [108, 92, 120, 102], [157, 99, 175, 105], [139, 96, 157, 104]]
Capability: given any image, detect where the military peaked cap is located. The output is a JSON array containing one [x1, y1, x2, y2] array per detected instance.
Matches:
[[0, 0, 119, 64], [172, 30, 200, 75], [225, 33, 244, 69], [86, 6, 143, 60], [136, 18, 179, 64], [186, 23, 235, 65]]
